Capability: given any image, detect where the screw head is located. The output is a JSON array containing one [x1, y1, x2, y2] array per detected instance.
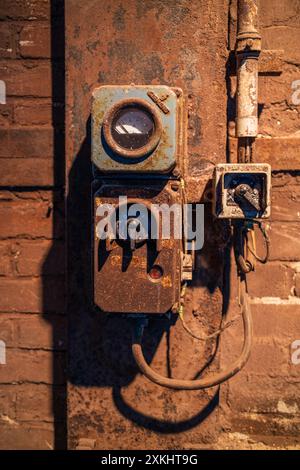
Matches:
[[171, 183, 179, 191]]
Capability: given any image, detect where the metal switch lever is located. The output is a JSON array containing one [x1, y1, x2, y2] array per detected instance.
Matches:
[[126, 218, 144, 251], [235, 183, 261, 211]]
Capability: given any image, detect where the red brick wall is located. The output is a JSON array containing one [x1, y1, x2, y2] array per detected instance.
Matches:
[[0, 1, 66, 449]]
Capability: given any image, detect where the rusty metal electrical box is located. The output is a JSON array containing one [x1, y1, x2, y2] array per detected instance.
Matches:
[[92, 85, 184, 174], [94, 181, 183, 314], [92, 85, 187, 315], [213, 163, 271, 219]]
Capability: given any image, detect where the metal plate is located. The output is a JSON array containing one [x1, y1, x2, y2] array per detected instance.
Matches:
[[93, 180, 182, 314], [92, 85, 181, 174]]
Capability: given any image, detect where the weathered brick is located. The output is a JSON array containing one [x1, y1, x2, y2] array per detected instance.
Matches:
[[16, 384, 65, 422], [0, 158, 59, 187], [247, 338, 289, 376], [222, 322, 289, 376], [247, 263, 294, 299], [251, 304, 300, 338], [0, 278, 64, 313], [0, 423, 55, 450], [294, 273, 300, 297], [259, 67, 300, 107], [271, 186, 300, 222], [0, 349, 65, 384], [0, 23, 15, 58], [0, 1, 50, 21], [0, 190, 58, 201], [16, 315, 66, 349], [0, 127, 64, 186], [233, 415, 300, 439], [0, 61, 51, 97], [0, 386, 17, 419], [0, 243, 12, 276], [258, 104, 300, 139], [19, 24, 51, 58], [226, 373, 300, 414], [0, 197, 64, 240], [272, 173, 300, 189], [14, 100, 53, 126], [229, 136, 300, 170], [0, 314, 65, 349], [261, 0, 300, 28], [255, 223, 300, 261], [0, 240, 65, 277], [0, 102, 13, 127], [0, 318, 15, 344], [0, 127, 54, 158]]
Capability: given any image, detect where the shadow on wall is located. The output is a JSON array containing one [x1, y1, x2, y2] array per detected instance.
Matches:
[[43, 0, 232, 449], [65, 116, 225, 443], [42, 0, 66, 450]]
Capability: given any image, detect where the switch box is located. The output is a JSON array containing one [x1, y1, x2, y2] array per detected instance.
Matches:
[[93, 180, 183, 314], [213, 163, 271, 219], [92, 85, 185, 174]]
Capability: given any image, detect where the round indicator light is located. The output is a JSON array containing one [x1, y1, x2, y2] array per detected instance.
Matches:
[[149, 265, 163, 281]]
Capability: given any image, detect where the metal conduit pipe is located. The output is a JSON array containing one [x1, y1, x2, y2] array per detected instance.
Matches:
[[236, 0, 261, 161]]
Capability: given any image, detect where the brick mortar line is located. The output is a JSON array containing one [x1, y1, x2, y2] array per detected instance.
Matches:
[[0, 19, 62, 23], [0, 384, 65, 388], [0, 381, 65, 386], [251, 296, 300, 305], [0, 58, 62, 63], [0, 237, 64, 241], [0, 312, 65, 315], [3, 346, 66, 352], [0, 314, 65, 317], [0, 187, 64, 191], [0, 275, 65, 279], [0, 276, 65, 280], [2, 95, 53, 99], [237, 411, 300, 418], [0, 420, 62, 425]]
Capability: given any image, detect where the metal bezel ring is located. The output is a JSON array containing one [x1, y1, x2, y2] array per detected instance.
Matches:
[[102, 98, 163, 159]]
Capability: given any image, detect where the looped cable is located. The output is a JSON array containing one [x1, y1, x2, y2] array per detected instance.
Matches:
[[234, 220, 270, 273], [130, 216, 270, 389], [131, 275, 253, 390]]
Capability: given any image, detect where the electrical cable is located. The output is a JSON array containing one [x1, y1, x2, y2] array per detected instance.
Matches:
[[131, 274, 252, 390]]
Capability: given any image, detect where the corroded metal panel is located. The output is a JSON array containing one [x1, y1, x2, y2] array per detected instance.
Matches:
[[94, 181, 182, 314], [66, 0, 228, 450], [92, 85, 182, 173]]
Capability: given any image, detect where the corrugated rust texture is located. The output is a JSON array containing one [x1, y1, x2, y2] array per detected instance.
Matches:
[[66, 0, 228, 449]]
